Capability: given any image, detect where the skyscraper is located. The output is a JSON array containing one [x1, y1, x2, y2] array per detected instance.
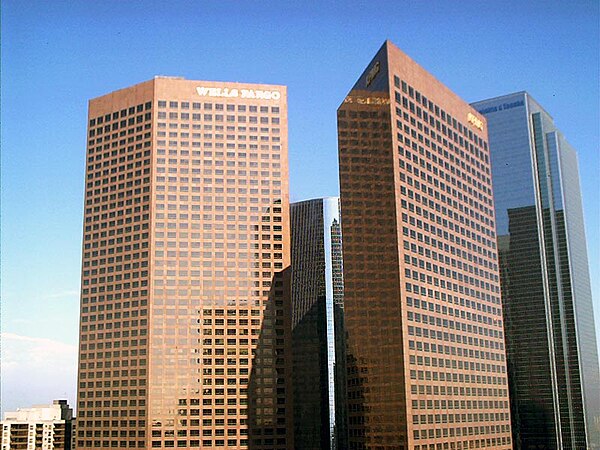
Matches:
[[290, 197, 347, 450], [77, 77, 293, 450], [337, 41, 512, 449], [472, 92, 600, 450]]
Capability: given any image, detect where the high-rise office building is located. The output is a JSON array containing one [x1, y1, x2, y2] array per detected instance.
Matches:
[[77, 77, 293, 450], [0, 400, 74, 450], [337, 41, 512, 449], [472, 92, 600, 450], [290, 197, 348, 450]]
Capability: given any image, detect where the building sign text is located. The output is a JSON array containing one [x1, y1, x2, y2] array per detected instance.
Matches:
[[366, 61, 380, 87], [196, 86, 281, 101], [467, 112, 484, 131]]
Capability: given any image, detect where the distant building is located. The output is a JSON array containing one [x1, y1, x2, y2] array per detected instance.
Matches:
[[0, 400, 74, 450], [290, 197, 347, 450], [473, 92, 600, 450]]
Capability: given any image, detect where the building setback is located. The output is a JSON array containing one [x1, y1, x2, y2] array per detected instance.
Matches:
[[77, 77, 294, 449], [337, 40, 512, 449], [0, 400, 74, 450], [290, 197, 348, 450], [472, 92, 600, 450]]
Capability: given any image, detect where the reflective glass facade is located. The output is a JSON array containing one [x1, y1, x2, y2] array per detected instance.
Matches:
[[338, 41, 512, 450], [473, 92, 600, 450], [77, 77, 294, 449], [290, 197, 348, 450]]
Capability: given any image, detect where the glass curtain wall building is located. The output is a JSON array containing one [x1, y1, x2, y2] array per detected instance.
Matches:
[[77, 77, 294, 450], [290, 197, 347, 450], [337, 40, 512, 450], [473, 92, 600, 450]]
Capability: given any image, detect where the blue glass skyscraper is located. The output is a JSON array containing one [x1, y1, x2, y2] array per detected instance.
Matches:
[[473, 92, 600, 450]]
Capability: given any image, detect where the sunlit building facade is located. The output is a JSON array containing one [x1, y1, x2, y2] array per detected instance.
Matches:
[[77, 77, 293, 449], [290, 197, 348, 450], [473, 92, 600, 450], [337, 41, 512, 449]]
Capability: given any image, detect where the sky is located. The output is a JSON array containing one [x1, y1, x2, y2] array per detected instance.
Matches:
[[1, 0, 598, 414]]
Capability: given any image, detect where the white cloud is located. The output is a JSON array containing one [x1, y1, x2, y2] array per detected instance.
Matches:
[[43, 289, 80, 300], [1, 333, 78, 415], [9, 318, 34, 325]]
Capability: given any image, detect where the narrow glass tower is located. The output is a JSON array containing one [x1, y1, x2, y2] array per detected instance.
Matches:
[[290, 197, 348, 450], [473, 92, 600, 450]]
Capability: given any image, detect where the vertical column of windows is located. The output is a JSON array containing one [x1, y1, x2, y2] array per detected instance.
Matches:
[[149, 94, 288, 449], [78, 101, 153, 450]]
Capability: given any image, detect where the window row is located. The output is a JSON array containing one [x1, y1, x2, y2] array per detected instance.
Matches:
[[90, 102, 152, 127], [158, 100, 279, 114]]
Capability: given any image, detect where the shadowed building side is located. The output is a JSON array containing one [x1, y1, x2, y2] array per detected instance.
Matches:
[[290, 197, 348, 450], [499, 206, 556, 449]]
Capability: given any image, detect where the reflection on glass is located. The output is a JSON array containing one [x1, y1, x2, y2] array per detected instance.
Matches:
[[474, 92, 600, 449]]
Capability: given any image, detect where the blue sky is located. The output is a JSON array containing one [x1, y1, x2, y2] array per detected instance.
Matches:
[[2, 0, 598, 413]]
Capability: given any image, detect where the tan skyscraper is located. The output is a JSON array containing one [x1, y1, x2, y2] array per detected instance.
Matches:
[[77, 77, 293, 449], [337, 41, 512, 449]]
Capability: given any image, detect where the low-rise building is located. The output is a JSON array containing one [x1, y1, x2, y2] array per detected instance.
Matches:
[[0, 400, 74, 450]]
